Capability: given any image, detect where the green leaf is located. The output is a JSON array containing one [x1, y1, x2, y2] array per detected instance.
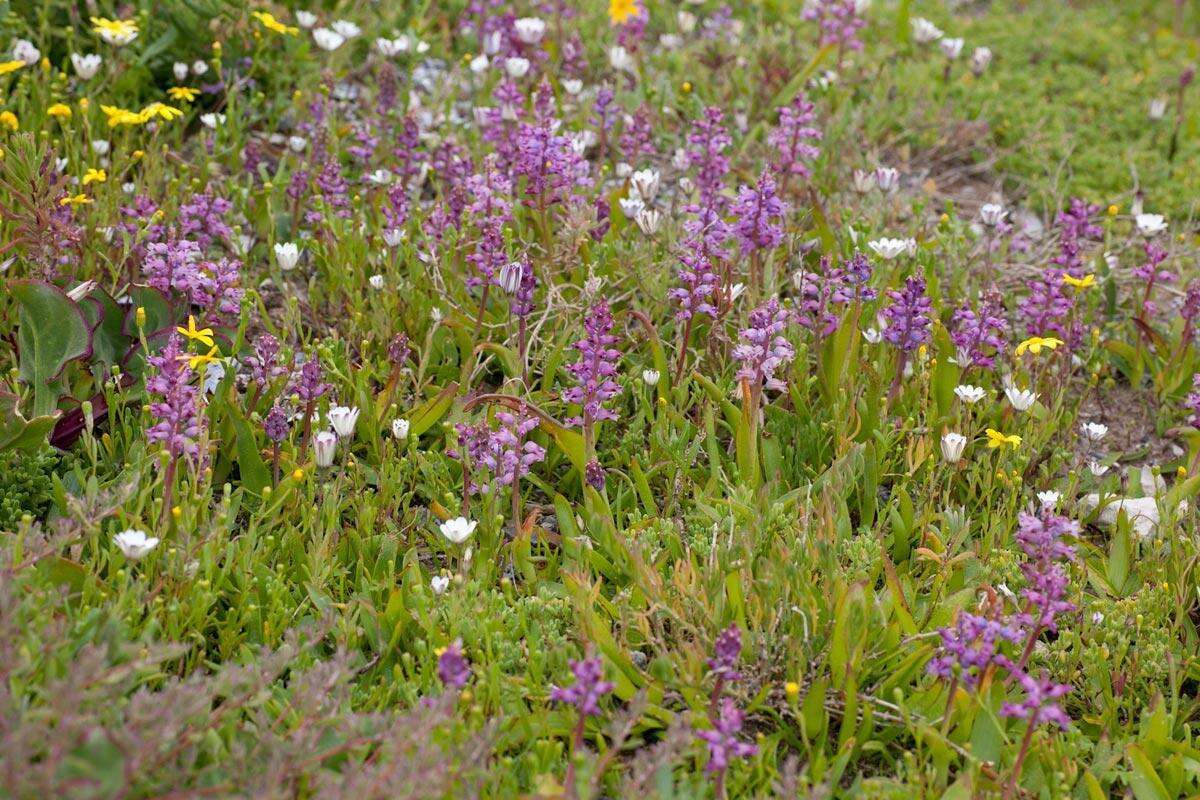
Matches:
[[1125, 743, 1171, 800], [12, 281, 90, 417], [231, 410, 271, 494], [0, 393, 58, 452], [407, 382, 459, 439]]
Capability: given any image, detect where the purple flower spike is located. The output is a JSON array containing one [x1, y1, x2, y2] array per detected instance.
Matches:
[[563, 300, 621, 426], [733, 298, 794, 394], [768, 93, 822, 180], [696, 697, 758, 774], [950, 291, 1009, 369], [686, 107, 732, 209], [437, 640, 471, 690], [731, 170, 788, 256], [1001, 671, 1071, 729], [927, 612, 1023, 688], [550, 657, 613, 717], [881, 276, 933, 353], [145, 333, 203, 463], [707, 624, 744, 681]]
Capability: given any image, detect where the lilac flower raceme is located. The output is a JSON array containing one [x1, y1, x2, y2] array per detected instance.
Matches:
[[794, 254, 877, 336], [696, 697, 758, 775], [563, 299, 621, 428], [927, 612, 1022, 688], [1001, 671, 1071, 729], [731, 170, 788, 257], [451, 411, 546, 496], [707, 624, 744, 683], [802, 0, 866, 53], [513, 119, 591, 208], [950, 291, 1009, 369], [733, 298, 794, 396], [881, 277, 933, 353], [550, 657, 613, 717], [619, 104, 657, 162], [437, 640, 471, 690], [1014, 509, 1080, 564], [767, 94, 822, 182], [1186, 374, 1200, 424], [176, 192, 234, 252], [1133, 241, 1174, 318], [670, 249, 719, 322], [291, 355, 331, 463], [686, 106, 733, 209], [1018, 269, 1076, 343], [145, 333, 203, 464]]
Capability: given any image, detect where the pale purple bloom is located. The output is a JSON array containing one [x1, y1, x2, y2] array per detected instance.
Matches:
[[927, 612, 1022, 688], [768, 94, 821, 179], [696, 698, 758, 774], [730, 171, 788, 256], [438, 640, 471, 689], [550, 657, 613, 717], [881, 277, 933, 353], [145, 333, 203, 463], [1001, 671, 1071, 729], [563, 300, 621, 426], [733, 298, 794, 393]]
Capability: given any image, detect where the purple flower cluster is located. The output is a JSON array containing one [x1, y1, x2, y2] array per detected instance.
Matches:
[[550, 657, 613, 717], [451, 410, 546, 496], [794, 253, 876, 336], [670, 250, 719, 322], [768, 94, 822, 180], [1133, 241, 1174, 318], [927, 611, 1022, 687], [438, 640, 471, 690], [707, 623, 744, 682], [145, 333, 203, 462], [802, 0, 866, 52], [881, 277, 933, 353], [686, 107, 732, 209], [1001, 671, 1071, 729], [1186, 374, 1200, 424], [950, 291, 1009, 369], [731, 171, 788, 256], [465, 161, 515, 287], [143, 240, 243, 321], [1018, 269, 1076, 342], [177, 192, 234, 252], [563, 300, 621, 426], [733, 298, 794, 394], [513, 119, 591, 207], [1014, 509, 1078, 633], [929, 508, 1077, 734], [697, 698, 758, 774]]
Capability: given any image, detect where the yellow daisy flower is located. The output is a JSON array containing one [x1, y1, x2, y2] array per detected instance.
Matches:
[[0, 111, 18, 131], [251, 11, 299, 36], [0, 60, 26, 76], [985, 429, 1022, 450], [609, 0, 641, 25], [167, 86, 199, 102], [1014, 336, 1064, 356], [47, 103, 72, 119], [1062, 273, 1095, 289], [82, 168, 107, 185], [101, 104, 144, 127], [176, 315, 215, 348], [183, 346, 221, 371], [140, 102, 183, 122], [91, 17, 139, 46], [60, 193, 92, 206]]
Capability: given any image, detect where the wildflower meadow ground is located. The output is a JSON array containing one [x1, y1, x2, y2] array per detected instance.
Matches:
[[5, 0, 1200, 797]]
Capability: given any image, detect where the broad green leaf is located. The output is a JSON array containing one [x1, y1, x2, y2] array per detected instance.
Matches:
[[12, 281, 90, 417]]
